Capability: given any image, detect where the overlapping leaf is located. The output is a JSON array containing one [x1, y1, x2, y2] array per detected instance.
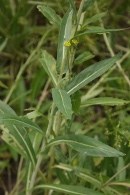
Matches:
[[0, 100, 43, 165], [56, 9, 74, 73], [48, 134, 125, 157], [40, 50, 58, 86], [81, 97, 129, 106], [67, 53, 121, 95], [52, 88, 72, 119], [35, 184, 103, 195], [37, 5, 62, 26]]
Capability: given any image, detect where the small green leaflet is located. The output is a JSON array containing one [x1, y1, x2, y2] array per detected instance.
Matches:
[[81, 97, 129, 107], [74, 51, 95, 64], [52, 88, 72, 119], [67, 53, 121, 95], [37, 5, 62, 27], [40, 50, 58, 87], [48, 134, 125, 157], [34, 184, 103, 195]]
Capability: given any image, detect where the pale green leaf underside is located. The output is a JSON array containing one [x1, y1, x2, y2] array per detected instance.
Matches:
[[35, 184, 103, 195], [48, 134, 125, 157], [37, 5, 62, 26], [56, 9, 74, 73], [52, 89, 72, 119], [67, 53, 121, 95], [81, 97, 129, 106]]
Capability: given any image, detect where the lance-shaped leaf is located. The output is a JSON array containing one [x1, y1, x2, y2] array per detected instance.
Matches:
[[56, 9, 74, 73], [37, 5, 62, 27], [0, 100, 16, 115], [74, 51, 95, 64], [0, 114, 43, 134], [39, 50, 58, 86], [83, 0, 96, 11], [67, 53, 121, 95], [77, 27, 129, 36], [5, 124, 36, 166], [83, 12, 107, 27], [52, 88, 72, 119], [81, 97, 129, 107], [48, 134, 125, 157], [68, 0, 77, 23], [34, 184, 103, 195], [0, 100, 38, 165]]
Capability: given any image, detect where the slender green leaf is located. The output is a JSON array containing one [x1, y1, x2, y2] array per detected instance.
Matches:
[[56, 9, 74, 73], [37, 5, 62, 26], [0, 100, 16, 115], [83, 12, 107, 27], [52, 88, 72, 119], [0, 114, 43, 134], [71, 91, 81, 114], [77, 26, 129, 36], [48, 134, 125, 157], [81, 97, 129, 106], [67, 53, 121, 95], [40, 50, 58, 86], [35, 184, 103, 195], [83, 0, 96, 11], [1, 124, 37, 166], [0, 38, 8, 52], [74, 51, 95, 64], [68, 0, 77, 23], [1, 127, 27, 158]]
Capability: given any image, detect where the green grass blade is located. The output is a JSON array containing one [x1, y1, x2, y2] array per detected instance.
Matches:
[[48, 134, 125, 157], [67, 53, 121, 95], [52, 88, 72, 119], [39, 50, 58, 87], [35, 184, 103, 195], [81, 97, 129, 106], [37, 5, 62, 27]]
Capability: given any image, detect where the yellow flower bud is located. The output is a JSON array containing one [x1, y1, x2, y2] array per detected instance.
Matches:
[[64, 41, 71, 47], [71, 39, 79, 45]]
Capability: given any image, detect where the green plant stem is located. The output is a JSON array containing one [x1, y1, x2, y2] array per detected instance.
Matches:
[[4, 29, 53, 104], [101, 162, 130, 188], [26, 79, 51, 194], [27, 102, 56, 195], [95, 1, 130, 87]]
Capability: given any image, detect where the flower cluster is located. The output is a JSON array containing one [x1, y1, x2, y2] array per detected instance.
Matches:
[[64, 39, 79, 47]]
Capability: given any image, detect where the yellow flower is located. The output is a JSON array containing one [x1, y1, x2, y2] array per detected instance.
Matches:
[[64, 41, 71, 47], [71, 39, 79, 45]]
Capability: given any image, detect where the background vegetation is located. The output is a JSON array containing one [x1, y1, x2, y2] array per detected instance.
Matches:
[[0, 0, 130, 195]]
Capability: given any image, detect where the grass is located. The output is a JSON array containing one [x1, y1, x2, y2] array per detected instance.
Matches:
[[0, 0, 130, 195]]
